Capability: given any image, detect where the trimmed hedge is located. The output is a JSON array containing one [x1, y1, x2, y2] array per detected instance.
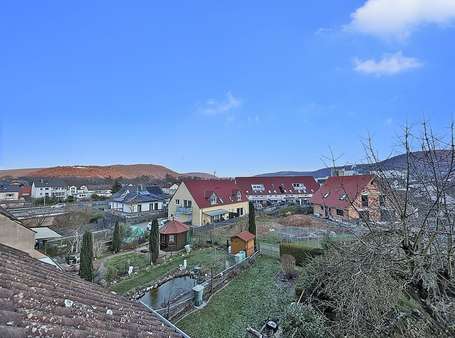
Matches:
[[279, 243, 325, 266]]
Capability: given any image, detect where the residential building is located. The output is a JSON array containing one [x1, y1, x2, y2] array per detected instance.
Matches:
[[162, 183, 179, 196], [0, 181, 20, 201], [109, 186, 165, 214], [168, 179, 249, 227], [67, 184, 112, 199], [310, 174, 384, 222], [0, 207, 56, 266], [0, 242, 186, 337], [235, 176, 319, 205], [31, 179, 67, 200]]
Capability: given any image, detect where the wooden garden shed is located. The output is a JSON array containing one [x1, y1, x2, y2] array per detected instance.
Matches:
[[231, 231, 255, 257], [160, 220, 189, 252]]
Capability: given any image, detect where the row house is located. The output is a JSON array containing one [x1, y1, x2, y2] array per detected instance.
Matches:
[[235, 176, 319, 206], [0, 182, 21, 201], [31, 179, 67, 200], [67, 185, 112, 199], [168, 179, 249, 227]]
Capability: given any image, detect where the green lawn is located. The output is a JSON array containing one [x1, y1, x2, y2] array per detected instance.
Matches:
[[178, 256, 293, 338], [109, 247, 228, 295]]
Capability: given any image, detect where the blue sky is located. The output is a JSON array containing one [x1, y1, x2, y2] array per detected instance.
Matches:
[[1, 0, 455, 176]]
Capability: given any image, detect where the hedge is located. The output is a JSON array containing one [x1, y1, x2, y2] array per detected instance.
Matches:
[[279, 243, 325, 266]]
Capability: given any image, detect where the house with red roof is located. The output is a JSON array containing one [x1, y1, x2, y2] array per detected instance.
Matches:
[[310, 174, 384, 222], [235, 176, 319, 205], [168, 179, 249, 226]]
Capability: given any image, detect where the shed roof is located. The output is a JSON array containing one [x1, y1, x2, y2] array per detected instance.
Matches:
[[160, 220, 189, 235], [0, 243, 183, 337], [232, 231, 255, 242], [30, 227, 63, 240]]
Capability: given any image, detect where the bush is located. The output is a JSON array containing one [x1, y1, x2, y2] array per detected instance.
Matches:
[[280, 243, 325, 266], [106, 265, 118, 285], [282, 303, 329, 338], [281, 254, 296, 279]]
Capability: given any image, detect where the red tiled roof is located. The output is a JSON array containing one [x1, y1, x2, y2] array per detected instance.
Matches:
[[0, 243, 183, 338], [310, 175, 374, 209], [235, 176, 319, 196], [232, 231, 255, 242], [19, 186, 31, 196], [183, 179, 247, 209], [160, 220, 189, 235]]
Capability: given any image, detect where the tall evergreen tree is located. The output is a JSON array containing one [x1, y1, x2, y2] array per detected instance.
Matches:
[[248, 201, 256, 235], [112, 221, 121, 253], [79, 230, 94, 282], [111, 179, 122, 194], [149, 218, 159, 264]]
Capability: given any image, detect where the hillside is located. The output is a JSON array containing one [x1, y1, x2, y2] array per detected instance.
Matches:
[[258, 150, 453, 178], [0, 164, 215, 180]]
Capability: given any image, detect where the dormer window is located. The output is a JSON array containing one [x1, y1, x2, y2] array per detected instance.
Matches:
[[292, 183, 307, 193], [209, 193, 218, 205], [251, 184, 265, 192], [323, 192, 330, 198], [339, 193, 347, 200]]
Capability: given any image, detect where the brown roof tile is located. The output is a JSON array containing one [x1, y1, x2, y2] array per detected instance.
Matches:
[[0, 243, 184, 338]]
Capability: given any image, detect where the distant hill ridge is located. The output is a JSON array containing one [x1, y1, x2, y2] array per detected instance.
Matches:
[[0, 164, 215, 180], [257, 150, 453, 178]]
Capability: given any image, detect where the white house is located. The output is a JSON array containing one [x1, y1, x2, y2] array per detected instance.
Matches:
[[109, 186, 165, 214], [31, 179, 67, 200], [0, 182, 20, 201]]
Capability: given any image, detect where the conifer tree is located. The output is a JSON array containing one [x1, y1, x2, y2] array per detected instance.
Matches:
[[112, 221, 121, 253], [79, 230, 94, 282], [149, 218, 159, 264]]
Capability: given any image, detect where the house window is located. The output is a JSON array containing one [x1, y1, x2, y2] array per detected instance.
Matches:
[[379, 195, 386, 207], [209, 193, 218, 205], [184, 200, 192, 208], [237, 207, 244, 216], [361, 195, 369, 207], [359, 210, 370, 221], [336, 209, 344, 216], [168, 235, 176, 244], [251, 184, 265, 192], [176, 199, 180, 205], [154, 202, 159, 210]]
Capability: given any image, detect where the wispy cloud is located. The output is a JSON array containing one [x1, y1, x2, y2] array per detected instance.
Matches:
[[354, 52, 422, 76], [347, 0, 455, 39], [198, 92, 241, 116]]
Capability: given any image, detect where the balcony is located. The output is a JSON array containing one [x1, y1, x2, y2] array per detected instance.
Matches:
[[176, 207, 192, 215]]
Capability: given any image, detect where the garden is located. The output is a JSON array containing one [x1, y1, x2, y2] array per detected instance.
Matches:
[[178, 256, 294, 338]]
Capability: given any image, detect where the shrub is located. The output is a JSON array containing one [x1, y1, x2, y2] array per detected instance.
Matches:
[[281, 254, 296, 279], [282, 303, 329, 338], [280, 243, 324, 266]]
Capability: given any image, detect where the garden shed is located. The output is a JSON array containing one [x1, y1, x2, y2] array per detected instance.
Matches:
[[159, 219, 190, 252], [231, 231, 255, 257]]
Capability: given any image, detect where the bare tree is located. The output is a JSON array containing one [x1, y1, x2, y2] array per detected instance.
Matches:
[[300, 122, 455, 336]]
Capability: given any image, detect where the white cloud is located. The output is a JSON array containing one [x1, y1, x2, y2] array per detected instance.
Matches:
[[348, 0, 455, 39], [198, 92, 241, 116], [354, 52, 422, 76]]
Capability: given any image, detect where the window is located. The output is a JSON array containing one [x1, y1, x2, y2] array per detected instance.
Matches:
[[339, 193, 347, 200], [379, 195, 386, 207], [361, 195, 369, 207], [336, 209, 344, 216], [323, 192, 330, 198], [237, 207, 244, 216], [154, 202, 159, 210], [209, 193, 218, 205], [359, 210, 370, 221], [175, 199, 180, 205], [251, 184, 265, 192], [168, 235, 176, 244], [184, 200, 192, 208], [292, 183, 307, 192], [279, 186, 285, 193]]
